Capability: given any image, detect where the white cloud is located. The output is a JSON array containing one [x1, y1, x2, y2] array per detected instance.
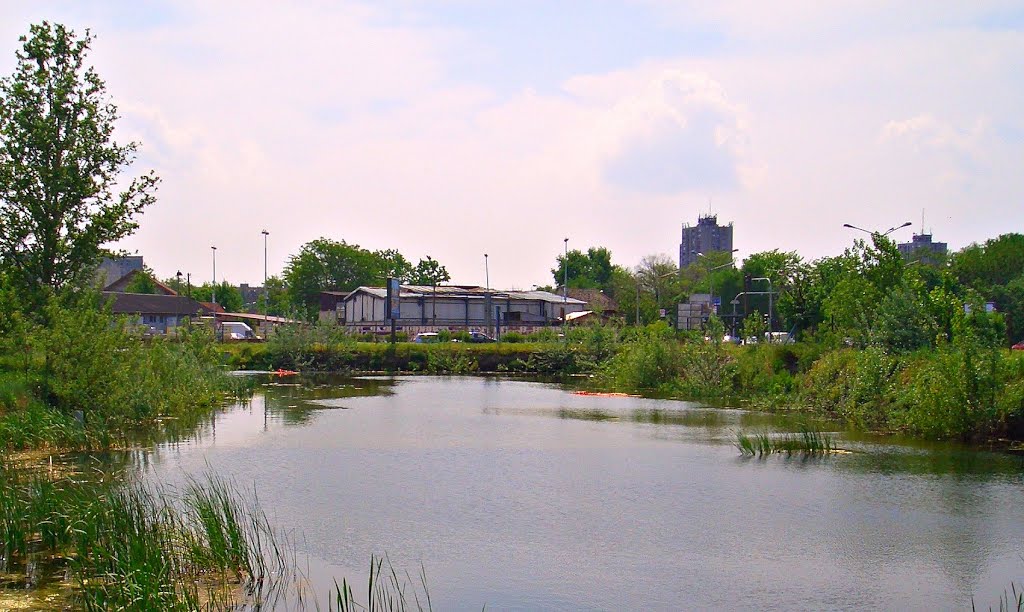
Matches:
[[0, 1, 1021, 285]]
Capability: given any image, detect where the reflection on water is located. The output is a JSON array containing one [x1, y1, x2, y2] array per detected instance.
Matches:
[[136, 375, 1024, 611]]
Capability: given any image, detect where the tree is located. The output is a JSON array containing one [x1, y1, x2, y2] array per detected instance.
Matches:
[[0, 23, 158, 315], [408, 256, 451, 286], [951, 233, 1024, 290], [283, 238, 384, 319], [629, 254, 681, 325], [189, 281, 243, 313], [552, 247, 615, 290], [374, 249, 413, 282], [125, 267, 157, 294], [258, 275, 291, 317]]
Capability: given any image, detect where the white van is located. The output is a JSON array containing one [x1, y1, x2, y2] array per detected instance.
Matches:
[[221, 321, 259, 341]]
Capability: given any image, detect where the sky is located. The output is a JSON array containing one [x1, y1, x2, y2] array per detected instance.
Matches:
[[1, 1, 1022, 289]]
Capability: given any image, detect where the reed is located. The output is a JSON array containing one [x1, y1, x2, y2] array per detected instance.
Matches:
[[330, 555, 433, 612], [736, 426, 836, 456], [0, 463, 295, 610]]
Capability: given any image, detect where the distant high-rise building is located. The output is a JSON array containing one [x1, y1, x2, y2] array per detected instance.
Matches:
[[898, 233, 947, 263], [679, 215, 733, 268]]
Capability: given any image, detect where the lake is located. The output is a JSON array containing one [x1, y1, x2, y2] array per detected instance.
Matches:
[[141, 375, 1024, 610]]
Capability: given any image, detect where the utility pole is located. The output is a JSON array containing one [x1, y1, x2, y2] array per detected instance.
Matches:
[[211, 246, 217, 305]]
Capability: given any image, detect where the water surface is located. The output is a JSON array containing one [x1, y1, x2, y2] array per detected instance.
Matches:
[[143, 375, 1024, 610]]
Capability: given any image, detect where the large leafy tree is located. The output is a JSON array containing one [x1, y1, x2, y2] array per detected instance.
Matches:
[[552, 246, 614, 290], [0, 23, 158, 314], [408, 256, 450, 286], [283, 238, 384, 319]]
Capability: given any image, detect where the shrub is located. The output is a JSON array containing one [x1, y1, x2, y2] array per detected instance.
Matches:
[[502, 331, 526, 343]]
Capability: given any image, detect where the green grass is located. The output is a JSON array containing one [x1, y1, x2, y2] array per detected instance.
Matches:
[[736, 426, 837, 457], [330, 556, 433, 612], [0, 463, 295, 610]]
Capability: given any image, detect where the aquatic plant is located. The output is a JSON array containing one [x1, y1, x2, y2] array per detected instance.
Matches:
[[736, 426, 837, 456], [0, 463, 295, 610], [330, 555, 433, 612]]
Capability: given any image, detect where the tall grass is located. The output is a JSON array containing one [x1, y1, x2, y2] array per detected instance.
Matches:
[[330, 556, 433, 612], [736, 426, 837, 456], [0, 463, 295, 610]]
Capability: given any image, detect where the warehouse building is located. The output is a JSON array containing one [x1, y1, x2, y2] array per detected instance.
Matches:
[[320, 285, 587, 334]]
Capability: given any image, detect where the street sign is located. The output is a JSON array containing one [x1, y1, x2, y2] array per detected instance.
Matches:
[[386, 278, 400, 320]]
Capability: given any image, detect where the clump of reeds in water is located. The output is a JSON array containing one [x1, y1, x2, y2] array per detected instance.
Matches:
[[973, 580, 1024, 612], [0, 462, 297, 610], [736, 426, 837, 457], [330, 555, 434, 612]]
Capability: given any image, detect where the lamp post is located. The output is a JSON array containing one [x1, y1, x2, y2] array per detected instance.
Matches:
[[562, 238, 568, 336], [842, 221, 912, 237], [261, 230, 269, 314], [261, 230, 269, 285], [211, 246, 217, 305], [752, 277, 773, 334], [175, 270, 183, 295], [485, 253, 489, 337]]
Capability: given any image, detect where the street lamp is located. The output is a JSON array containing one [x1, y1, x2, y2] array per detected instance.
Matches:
[[175, 270, 182, 295], [752, 277, 773, 334], [211, 246, 217, 305], [562, 238, 568, 335], [260, 231, 268, 286], [843, 221, 912, 237], [261, 230, 269, 314], [483, 253, 490, 334]]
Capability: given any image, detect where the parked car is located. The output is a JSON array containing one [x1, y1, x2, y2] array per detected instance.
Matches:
[[467, 331, 496, 343], [1012, 341, 1024, 351], [413, 332, 441, 344]]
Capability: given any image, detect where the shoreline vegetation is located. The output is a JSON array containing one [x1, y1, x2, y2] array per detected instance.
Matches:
[[224, 319, 1024, 443], [0, 304, 1021, 609]]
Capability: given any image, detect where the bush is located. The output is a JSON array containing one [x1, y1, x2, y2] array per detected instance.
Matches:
[[40, 301, 227, 427], [502, 331, 526, 343]]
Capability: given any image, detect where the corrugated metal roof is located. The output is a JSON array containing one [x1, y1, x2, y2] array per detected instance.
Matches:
[[342, 285, 586, 304]]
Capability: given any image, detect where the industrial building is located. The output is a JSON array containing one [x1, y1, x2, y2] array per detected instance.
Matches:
[[679, 215, 734, 268], [320, 285, 587, 334]]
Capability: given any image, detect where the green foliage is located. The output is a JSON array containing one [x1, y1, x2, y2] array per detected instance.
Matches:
[[870, 282, 937, 353], [258, 275, 291, 316], [282, 239, 453, 320], [189, 281, 244, 312], [0, 23, 158, 316], [740, 312, 767, 342], [0, 467, 295, 609], [552, 246, 615, 290], [124, 267, 159, 294], [408, 256, 450, 286], [736, 426, 836, 456], [264, 322, 355, 371], [951, 233, 1024, 290], [598, 325, 683, 392], [37, 298, 227, 430], [892, 343, 1008, 439]]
